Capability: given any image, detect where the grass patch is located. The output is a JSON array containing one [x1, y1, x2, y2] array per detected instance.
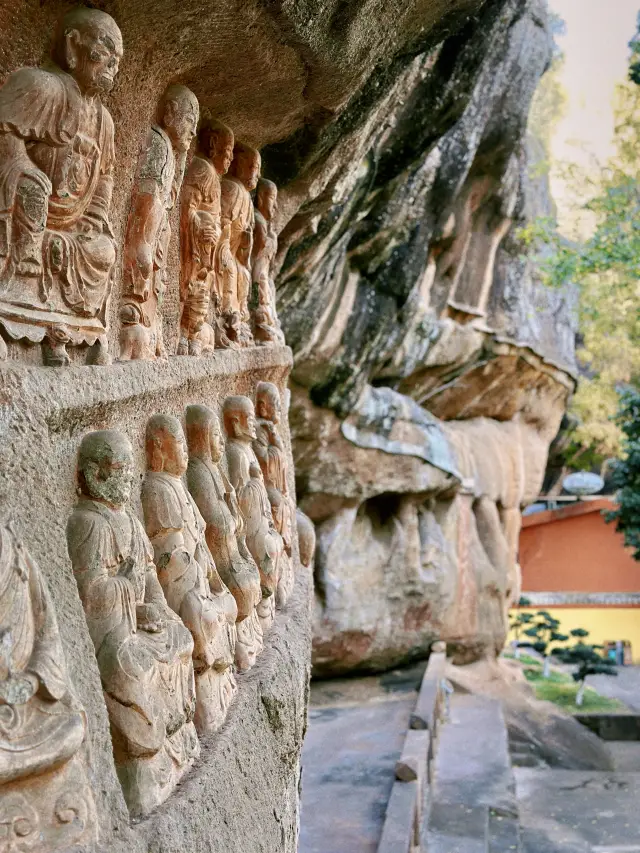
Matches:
[[503, 651, 628, 713], [530, 678, 627, 713]]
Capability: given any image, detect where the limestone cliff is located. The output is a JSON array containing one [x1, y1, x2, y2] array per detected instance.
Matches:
[[267, 0, 577, 673]]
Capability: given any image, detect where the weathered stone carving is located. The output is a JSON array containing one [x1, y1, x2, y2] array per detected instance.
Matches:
[[251, 179, 285, 346], [218, 144, 261, 348], [254, 382, 294, 605], [177, 120, 234, 357], [185, 405, 264, 672], [0, 523, 97, 851], [223, 395, 282, 632], [67, 430, 199, 817], [296, 509, 316, 569], [120, 85, 199, 361], [142, 415, 238, 733], [0, 8, 122, 366]]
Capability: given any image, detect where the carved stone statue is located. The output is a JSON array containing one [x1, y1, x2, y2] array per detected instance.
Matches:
[[177, 120, 234, 357], [223, 395, 282, 632], [67, 430, 199, 817], [218, 143, 261, 348], [0, 8, 123, 366], [120, 85, 199, 361], [251, 179, 285, 346], [185, 405, 263, 672], [254, 382, 294, 605], [0, 523, 97, 851], [141, 415, 238, 733], [296, 508, 316, 568]]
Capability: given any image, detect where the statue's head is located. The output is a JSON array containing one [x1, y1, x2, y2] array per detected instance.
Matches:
[[256, 179, 277, 221], [145, 414, 188, 476], [161, 84, 199, 153], [223, 395, 257, 442], [255, 381, 281, 425], [55, 8, 123, 96], [200, 120, 235, 175], [78, 430, 134, 508], [230, 142, 261, 191], [186, 404, 224, 463]]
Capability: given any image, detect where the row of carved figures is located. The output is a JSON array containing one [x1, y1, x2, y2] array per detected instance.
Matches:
[[0, 384, 316, 847], [0, 7, 285, 367]]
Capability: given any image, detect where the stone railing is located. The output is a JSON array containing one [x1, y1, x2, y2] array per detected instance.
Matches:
[[377, 647, 447, 852]]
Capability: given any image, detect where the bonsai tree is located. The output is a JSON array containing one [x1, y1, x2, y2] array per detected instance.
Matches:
[[522, 610, 568, 677], [605, 389, 640, 560], [552, 628, 617, 706], [509, 598, 533, 660]]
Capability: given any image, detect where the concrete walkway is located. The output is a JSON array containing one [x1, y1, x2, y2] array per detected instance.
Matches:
[[587, 666, 640, 712], [299, 663, 425, 853], [516, 767, 640, 852]]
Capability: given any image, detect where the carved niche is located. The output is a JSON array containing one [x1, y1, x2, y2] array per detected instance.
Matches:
[[67, 430, 200, 817], [177, 120, 235, 357], [223, 395, 283, 633], [253, 382, 295, 606], [251, 179, 285, 346], [0, 8, 123, 367], [185, 404, 264, 672], [141, 415, 238, 734], [120, 85, 199, 361], [0, 523, 97, 851], [218, 143, 262, 349]]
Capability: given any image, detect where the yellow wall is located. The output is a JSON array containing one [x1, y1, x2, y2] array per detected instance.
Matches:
[[508, 607, 640, 663]]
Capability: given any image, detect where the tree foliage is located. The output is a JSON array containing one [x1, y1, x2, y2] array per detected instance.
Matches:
[[552, 629, 617, 706], [521, 46, 640, 460], [605, 389, 640, 559]]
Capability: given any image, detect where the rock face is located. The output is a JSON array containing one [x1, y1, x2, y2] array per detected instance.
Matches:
[[0, 0, 574, 848], [267, 0, 577, 674]]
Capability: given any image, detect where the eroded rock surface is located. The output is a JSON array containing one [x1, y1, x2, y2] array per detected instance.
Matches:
[[268, 0, 577, 673]]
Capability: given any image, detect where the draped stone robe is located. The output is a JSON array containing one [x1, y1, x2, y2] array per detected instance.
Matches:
[[0, 64, 116, 346], [0, 525, 85, 785], [66, 499, 196, 759], [186, 455, 263, 671], [141, 471, 237, 732]]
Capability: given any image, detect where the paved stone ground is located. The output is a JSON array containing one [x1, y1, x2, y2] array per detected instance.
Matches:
[[516, 767, 640, 853], [299, 663, 426, 853], [587, 666, 640, 712]]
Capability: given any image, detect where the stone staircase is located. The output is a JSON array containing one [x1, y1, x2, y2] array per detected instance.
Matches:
[[377, 661, 640, 853], [425, 694, 520, 853]]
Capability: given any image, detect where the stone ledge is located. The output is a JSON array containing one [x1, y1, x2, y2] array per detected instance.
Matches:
[[0, 345, 293, 416]]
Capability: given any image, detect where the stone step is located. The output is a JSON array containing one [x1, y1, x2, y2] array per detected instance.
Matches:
[[426, 693, 520, 853]]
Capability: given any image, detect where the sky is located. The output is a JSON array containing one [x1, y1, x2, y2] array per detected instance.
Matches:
[[549, 0, 638, 233]]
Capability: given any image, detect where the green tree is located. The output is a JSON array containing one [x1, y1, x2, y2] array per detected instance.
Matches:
[[521, 59, 640, 460], [522, 611, 568, 678], [605, 389, 640, 559], [552, 628, 617, 706], [509, 605, 534, 660]]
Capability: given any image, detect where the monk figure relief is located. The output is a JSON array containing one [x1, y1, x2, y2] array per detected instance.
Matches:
[[223, 395, 283, 633], [0, 523, 96, 852], [186, 405, 263, 671], [0, 8, 123, 366], [178, 120, 234, 357], [67, 430, 199, 817], [219, 143, 261, 348], [120, 85, 199, 361], [253, 382, 295, 605], [141, 415, 238, 733], [251, 179, 285, 346]]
